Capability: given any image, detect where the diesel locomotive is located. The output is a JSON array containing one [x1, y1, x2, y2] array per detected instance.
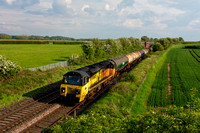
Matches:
[[60, 48, 150, 103]]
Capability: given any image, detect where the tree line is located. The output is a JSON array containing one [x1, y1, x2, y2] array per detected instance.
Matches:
[[140, 36, 185, 51], [0, 34, 75, 40], [69, 37, 144, 65], [70, 36, 185, 65]]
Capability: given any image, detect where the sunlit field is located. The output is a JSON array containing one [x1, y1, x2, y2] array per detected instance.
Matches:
[[0, 44, 82, 68]]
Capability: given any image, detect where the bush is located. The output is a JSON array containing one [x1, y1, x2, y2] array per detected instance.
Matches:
[[153, 42, 164, 52], [104, 39, 118, 56], [0, 55, 21, 79], [82, 42, 95, 60], [92, 38, 105, 59], [117, 38, 132, 53], [121, 72, 136, 82]]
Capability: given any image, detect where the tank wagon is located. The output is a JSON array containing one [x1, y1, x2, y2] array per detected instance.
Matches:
[[60, 48, 151, 103]]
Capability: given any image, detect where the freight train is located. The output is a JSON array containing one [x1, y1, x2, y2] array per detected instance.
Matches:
[[60, 47, 151, 103]]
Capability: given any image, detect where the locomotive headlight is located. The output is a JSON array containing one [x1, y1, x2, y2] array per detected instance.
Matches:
[[61, 88, 65, 93], [76, 89, 81, 95]]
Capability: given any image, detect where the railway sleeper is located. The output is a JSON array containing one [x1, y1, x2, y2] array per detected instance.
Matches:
[[0, 120, 11, 124], [2, 118, 14, 121], [9, 114, 23, 117], [13, 113, 27, 116], [7, 116, 20, 119]]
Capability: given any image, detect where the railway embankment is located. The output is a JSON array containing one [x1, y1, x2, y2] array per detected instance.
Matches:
[[47, 50, 164, 132], [131, 46, 171, 115]]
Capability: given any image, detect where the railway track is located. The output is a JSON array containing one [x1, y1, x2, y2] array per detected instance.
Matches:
[[0, 90, 60, 133], [20, 77, 118, 133], [21, 86, 108, 132]]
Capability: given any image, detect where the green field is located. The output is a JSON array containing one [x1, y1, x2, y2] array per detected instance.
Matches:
[[0, 44, 82, 68], [148, 44, 200, 107]]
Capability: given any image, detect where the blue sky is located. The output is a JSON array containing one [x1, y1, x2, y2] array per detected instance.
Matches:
[[0, 0, 200, 41]]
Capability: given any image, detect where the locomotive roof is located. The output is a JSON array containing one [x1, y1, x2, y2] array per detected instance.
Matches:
[[65, 70, 90, 77], [65, 60, 113, 77]]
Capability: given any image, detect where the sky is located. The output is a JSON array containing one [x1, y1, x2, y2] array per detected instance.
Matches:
[[0, 0, 200, 41]]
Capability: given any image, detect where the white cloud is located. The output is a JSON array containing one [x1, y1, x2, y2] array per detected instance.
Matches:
[[118, 0, 184, 17], [105, 0, 122, 7], [55, 0, 71, 8], [105, 4, 110, 11], [123, 19, 143, 28], [104, 0, 122, 11], [188, 19, 200, 30], [39, 1, 52, 9], [81, 5, 90, 12], [80, 4, 96, 15], [65, 0, 71, 5], [51, 0, 74, 15], [0, 22, 21, 31], [147, 18, 168, 30], [6, 0, 16, 5], [105, 4, 115, 11]]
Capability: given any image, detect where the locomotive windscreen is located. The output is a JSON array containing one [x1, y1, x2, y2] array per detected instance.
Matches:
[[64, 72, 82, 86]]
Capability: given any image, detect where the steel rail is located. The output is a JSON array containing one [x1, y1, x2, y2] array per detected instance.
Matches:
[[0, 90, 59, 121], [0, 91, 60, 132]]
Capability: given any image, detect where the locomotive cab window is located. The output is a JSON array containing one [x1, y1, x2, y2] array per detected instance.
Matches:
[[64, 72, 82, 86], [107, 63, 114, 69], [84, 77, 89, 85]]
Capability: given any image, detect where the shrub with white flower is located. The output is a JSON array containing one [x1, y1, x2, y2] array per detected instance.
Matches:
[[0, 55, 21, 79]]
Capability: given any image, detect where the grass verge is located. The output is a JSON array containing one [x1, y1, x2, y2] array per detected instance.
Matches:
[[131, 47, 171, 115]]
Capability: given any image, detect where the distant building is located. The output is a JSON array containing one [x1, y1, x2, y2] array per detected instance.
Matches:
[[141, 42, 154, 48]]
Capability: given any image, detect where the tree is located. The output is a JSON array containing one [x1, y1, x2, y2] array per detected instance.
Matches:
[[117, 38, 131, 53], [0, 34, 11, 39], [82, 42, 95, 60], [179, 37, 184, 42], [92, 38, 105, 58], [141, 36, 149, 42], [159, 38, 170, 49], [104, 39, 118, 56], [128, 37, 142, 51], [152, 42, 164, 51]]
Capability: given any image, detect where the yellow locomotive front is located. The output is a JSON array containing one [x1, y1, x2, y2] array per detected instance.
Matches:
[[60, 71, 90, 102]]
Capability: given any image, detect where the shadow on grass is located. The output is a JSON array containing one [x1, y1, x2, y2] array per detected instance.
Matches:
[[52, 56, 69, 62], [23, 80, 62, 101], [183, 46, 200, 49]]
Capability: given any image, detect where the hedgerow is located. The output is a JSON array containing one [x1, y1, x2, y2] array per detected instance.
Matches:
[[47, 95, 200, 132], [0, 55, 21, 79], [0, 40, 86, 45]]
